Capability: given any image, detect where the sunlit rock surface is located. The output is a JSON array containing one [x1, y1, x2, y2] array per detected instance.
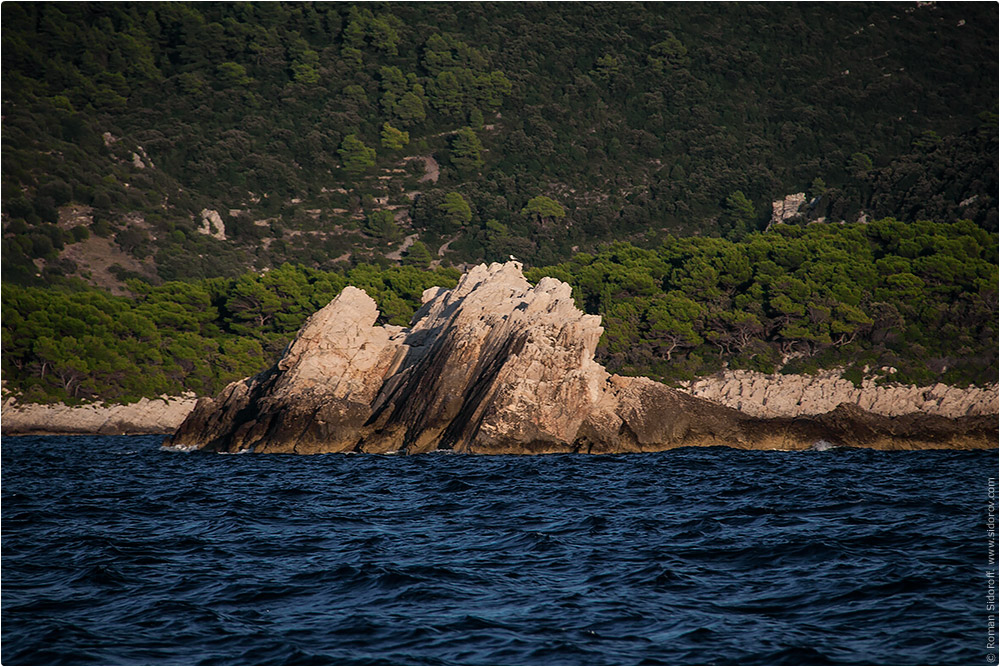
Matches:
[[2, 394, 198, 435], [165, 262, 997, 454], [683, 370, 998, 418]]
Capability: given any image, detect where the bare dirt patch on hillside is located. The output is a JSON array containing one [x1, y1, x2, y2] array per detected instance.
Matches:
[[60, 236, 158, 294], [402, 156, 440, 183]]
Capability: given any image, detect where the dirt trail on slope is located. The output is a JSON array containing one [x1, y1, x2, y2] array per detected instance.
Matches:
[[386, 233, 420, 260]]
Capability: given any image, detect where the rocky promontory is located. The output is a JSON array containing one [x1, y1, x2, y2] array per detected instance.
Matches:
[[165, 262, 996, 454]]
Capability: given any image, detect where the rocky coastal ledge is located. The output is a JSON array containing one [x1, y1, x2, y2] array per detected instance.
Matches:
[[1, 394, 198, 436], [5, 375, 995, 440], [681, 370, 997, 419], [165, 262, 997, 454]]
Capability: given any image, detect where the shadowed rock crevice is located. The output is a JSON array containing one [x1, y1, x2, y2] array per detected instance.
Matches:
[[164, 262, 998, 454]]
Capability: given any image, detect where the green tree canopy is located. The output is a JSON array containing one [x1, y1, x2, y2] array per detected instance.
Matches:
[[403, 240, 432, 268], [216, 62, 250, 86], [365, 209, 403, 242], [649, 33, 689, 72], [380, 122, 409, 150], [394, 91, 426, 124], [722, 190, 756, 240], [339, 134, 376, 174], [438, 192, 473, 231], [450, 126, 484, 174], [521, 195, 566, 224]]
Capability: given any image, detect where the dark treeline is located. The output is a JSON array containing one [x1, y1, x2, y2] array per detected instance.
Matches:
[[2, 264, 459, 403], [2, 2, 997, 285], [528, 218, 998, 387], [3, 219, 995, 404]]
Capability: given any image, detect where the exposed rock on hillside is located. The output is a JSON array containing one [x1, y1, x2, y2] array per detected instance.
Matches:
[[165, 262, 997, 454], [769, 192, 807, 228], [197, 209, 226, 240]]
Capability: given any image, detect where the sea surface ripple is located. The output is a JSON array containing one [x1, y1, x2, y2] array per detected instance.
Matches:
[[2, 435, 995, 665]]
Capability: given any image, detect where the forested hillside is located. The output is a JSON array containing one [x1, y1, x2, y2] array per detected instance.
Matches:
[[2, 3, 997, 404], [527, 218, 997, 387], [2, 2, 997, 288]]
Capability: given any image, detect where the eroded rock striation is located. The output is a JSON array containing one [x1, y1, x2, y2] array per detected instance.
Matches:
[[165, 262, 997, 454]]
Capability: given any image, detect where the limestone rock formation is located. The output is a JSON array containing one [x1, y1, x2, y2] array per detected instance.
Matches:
[[197, 209, 226, 240], [2, 393, 198, 435], [769, 192, 807, 229], [168, 285, 404, 453], [165, 262, 997, 454], [683, 369, 998, 418]]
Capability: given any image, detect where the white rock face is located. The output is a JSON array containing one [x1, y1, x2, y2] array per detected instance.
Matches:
[[683, 369, 998, 418], [363, 262, 610, 453], [138, 146, 155, 169], [770, 192, 807, 227], [197, 209, 226, 240], [274, 286, 403, 404], [1, 394, 198, 435], [168, 262, 624, 453], [165, 262, 998, 454]]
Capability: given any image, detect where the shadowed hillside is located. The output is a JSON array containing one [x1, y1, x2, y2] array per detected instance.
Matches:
[[2, 2, 996, 288]]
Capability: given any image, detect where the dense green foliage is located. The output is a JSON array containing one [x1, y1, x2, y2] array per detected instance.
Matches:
[[2, 3, 996, 286], [526, 218, 998, 387], [2, 264, 459, 403], [4, 219, 995, 404]]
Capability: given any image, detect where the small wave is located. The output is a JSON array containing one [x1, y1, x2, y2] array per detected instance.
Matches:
[[70, 563, 129, 588], [808, 439, 841, 452], [579, 514, 609, 533], [273, 486, 316, 497], [442, 478, 474, 492], [744, 645, 836, 665], [160, 441, 200, 452]]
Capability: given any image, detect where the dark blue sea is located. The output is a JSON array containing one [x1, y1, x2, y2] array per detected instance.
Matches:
[[2, 435, 997, 665]]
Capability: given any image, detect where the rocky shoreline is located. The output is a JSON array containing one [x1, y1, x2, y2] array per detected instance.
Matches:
[[681, 370, 997, 419], [1, 394, 198, 436], [161, 262, 997, 454], [3, 263, 996, 448], [4, 379, 996, 445]]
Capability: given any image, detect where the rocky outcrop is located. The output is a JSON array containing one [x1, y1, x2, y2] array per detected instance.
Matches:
[[197, 209, 226, 240], [683, 369, 998, 418], [2, 394, 198, 435], [769, 192, 807, 228], [165, 262, 997, 454], [167, 263, 606, 453]]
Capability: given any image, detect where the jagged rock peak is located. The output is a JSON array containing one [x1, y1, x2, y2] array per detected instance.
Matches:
[[166, 262, 612, 454], [164, 261, 997, 454], [273, 285, 403, 401]]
